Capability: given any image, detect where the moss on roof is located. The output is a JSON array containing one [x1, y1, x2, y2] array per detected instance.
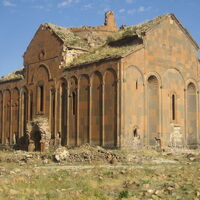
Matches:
[[46, 14, 170, 68], [68, 40, 143, 67], [0, 68, 24, 83], [127, 14, 167, 33], [62, 14, 168, 67], [46, 23, 107, 49], [106, 14, 167, 43]]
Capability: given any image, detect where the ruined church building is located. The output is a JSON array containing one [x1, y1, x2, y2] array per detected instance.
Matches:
[[0, 11, 200, 151]]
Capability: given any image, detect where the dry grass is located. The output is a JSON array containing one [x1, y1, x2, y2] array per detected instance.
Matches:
[[0, 149, 200, 199]]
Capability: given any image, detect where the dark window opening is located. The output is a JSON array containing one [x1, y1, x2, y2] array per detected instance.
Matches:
[[39, 85, 44, 112], [136, 80, 138, 90], [72, 91, 76, 116], [51, 89, 56, 139], [172, 94, 175, 121], [133, 128, 138, 137]]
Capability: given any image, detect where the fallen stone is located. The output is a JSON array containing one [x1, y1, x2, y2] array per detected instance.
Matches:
[[53, 147, 69, 162]]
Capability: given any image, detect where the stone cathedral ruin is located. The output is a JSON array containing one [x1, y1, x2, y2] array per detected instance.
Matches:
[[0, 11, 199, 151]]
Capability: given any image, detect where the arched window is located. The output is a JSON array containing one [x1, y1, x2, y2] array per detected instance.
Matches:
[[51, 88, 56, 139], [171, 94, 176, 121], [133, 128, 138, 137], [72, 91, 76, 116], [37, 83, 44, 113], [136, 80, 138, 90]]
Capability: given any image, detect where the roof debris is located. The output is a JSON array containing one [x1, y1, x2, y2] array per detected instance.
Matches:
[[0, 68, 24, 83], [47, 14, 169, 68]]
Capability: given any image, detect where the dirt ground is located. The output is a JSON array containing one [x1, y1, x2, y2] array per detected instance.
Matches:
[[0, 145, 200, 200]]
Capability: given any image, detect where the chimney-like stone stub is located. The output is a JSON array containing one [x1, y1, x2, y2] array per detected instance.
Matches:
[[69, 11, 118, 33], [104, 11, 117, 28]]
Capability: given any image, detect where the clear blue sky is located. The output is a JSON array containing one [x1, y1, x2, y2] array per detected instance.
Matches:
[[0, 0, 199, 77]]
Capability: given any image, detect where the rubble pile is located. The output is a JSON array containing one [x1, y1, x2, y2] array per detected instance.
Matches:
[[0, 144, 126, 164], [66, 144, 125, 164]]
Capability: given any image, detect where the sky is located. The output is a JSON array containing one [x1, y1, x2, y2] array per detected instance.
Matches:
[[0, 0, 199, 77]]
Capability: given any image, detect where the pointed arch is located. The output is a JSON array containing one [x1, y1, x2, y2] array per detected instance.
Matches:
[[20, 87, 28, 138], [60, 79, 67, 145], [68, 76, 78, 146], [12, 88, 20, 144], [78, 75, 90, 145], [32, 64, 52, 83], [50, 87, 56, 139], [187, 82, 197, 148], [104, 69, 117, 147], [3, 89, 11, 144], [91, 71, 102, 146], [147, 75, 159, 146]]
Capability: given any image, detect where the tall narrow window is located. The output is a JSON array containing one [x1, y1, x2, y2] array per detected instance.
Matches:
[[39, 85, 44, 112], [172, 94, 176, 121], [30, 92, 33, 120], [51, 89, 55, 139], [72, 91, 76, 116]]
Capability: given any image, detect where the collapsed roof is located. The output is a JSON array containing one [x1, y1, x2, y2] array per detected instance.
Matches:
[[0, 68, 24, 83], [1, 12, 199, 83], [46, 14, 168, 68]]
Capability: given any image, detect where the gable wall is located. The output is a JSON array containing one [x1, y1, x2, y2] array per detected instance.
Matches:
[[121, 16, 200, 149], [120, 48, 145, 148], [144, 15, 198, 79]]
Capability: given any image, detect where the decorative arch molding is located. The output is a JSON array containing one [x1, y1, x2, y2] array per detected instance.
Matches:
[[20, 86, 28, 95], [166, 67, 185, 86], [101, 66, 116, 76], [19, 86, 28, 138], [68, 75, 78, 90], [78, 74, 90, 82], [3, 89, 11, 144], [59, 77, 68, 145], [32, 64, 52, 83], [126, 65, 144, 84], [78, 74, 90, 145], [103, 68, 117, 147], [12, 87, 20, 144], [55, 77, 68, 91], [186, 81, 198, 148], [146, 74, 160, 146], [90, 71, 103, 82], [186, 79, 198, 92], [68, 75, 78, 146], [103, 68, 117, 80], [3, 89, 11, 95], [90, 71, 103, 146], [12, 87, 20, 94], [145, 72, 162, 87]]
